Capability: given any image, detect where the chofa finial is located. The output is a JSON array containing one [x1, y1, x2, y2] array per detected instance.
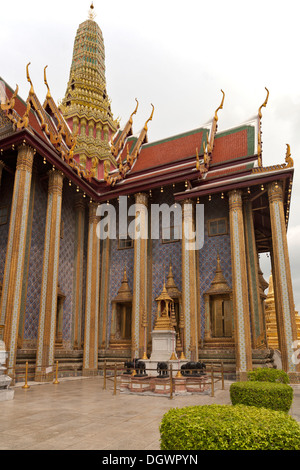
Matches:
[[44, 66, 52, 100], [26, 62, 35, 96], [214, 89, 225, 122], [258, 87, 269, 118]]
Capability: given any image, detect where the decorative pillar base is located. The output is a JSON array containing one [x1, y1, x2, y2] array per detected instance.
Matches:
[[288, 372, 300, 384], [34, 369, 54, 383], [236, 371, 248, 382], [82, 368, 98, 377]]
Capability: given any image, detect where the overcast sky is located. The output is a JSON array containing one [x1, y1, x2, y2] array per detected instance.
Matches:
[[1, 0, 300, 310]]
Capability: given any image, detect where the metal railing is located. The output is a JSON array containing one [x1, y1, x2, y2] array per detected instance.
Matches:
[[17, 360, 225, 399], [100, 360, 225, 399]]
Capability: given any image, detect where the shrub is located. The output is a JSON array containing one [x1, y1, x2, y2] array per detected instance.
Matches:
[[159, 404, 300, 450], [247, 367, 289, 384], [230, 381, 293, 412]]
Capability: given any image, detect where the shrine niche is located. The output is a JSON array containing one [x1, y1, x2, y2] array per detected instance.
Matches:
[[204, 255, 234, 348], [109, 268, 132, 350]]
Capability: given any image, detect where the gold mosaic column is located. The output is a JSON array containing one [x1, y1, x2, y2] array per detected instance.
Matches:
[[72, 196, 86, 349], [268, 181, 300, 381], [99, 235, 110, 349], [35, 170, 64, 382], [18, 171, 36, 348], [181, 199, 199, 361], [1, 145, 34, 380], [228, 189, 252, 380], [243, 196, 266, 348], [131, 193, 148, 358], [83, 202, 100, 375]]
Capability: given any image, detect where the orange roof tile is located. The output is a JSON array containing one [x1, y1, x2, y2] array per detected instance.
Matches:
[[212, 125, 255, 164], [130, 127, 206, 174]]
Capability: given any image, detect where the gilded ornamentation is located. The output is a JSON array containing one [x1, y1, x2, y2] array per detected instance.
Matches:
[[196, 90, 225, 177], [252, 143, 293, 174], [257, 87, 269, 167], [285, 143, 293, 168], [0, 84, 18, 112], [60, 6, 119, 173], [104, 105, 154, 187]]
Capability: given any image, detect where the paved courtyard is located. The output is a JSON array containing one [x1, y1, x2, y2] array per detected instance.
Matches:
[[0, 376, 299, 450]]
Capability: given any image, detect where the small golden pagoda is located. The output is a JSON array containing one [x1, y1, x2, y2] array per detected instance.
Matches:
[[154, 282, 174, 331], [166, 263, 181, 299], [265, 274, 300, 349], [265, 275, 278, 349]]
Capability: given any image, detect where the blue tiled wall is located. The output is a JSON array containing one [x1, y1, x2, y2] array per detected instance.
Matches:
[[23, 175, 47, 343], [58, 183, 76, 345], [0, 170, 13, 281], [198, 196, 232, 338]]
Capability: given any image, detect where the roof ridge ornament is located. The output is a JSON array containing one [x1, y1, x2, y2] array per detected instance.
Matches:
[[214, 89, 225, 122], [208, 89, 225, 161], [285, 143, 293, 168], [43, 66, 52, 100], [144, 103, 154, 132], [196, 90, 225, 178], [257, 87, 269, 167], [26, 62, 35, 97], [0, 84, 18, 112], [129, 98, 139, 124]]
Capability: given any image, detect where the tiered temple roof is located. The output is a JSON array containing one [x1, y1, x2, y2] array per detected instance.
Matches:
[[0, 7, 294, 246]]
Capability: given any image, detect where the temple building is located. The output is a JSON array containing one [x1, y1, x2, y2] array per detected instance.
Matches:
[[0, 4, 299, 383]]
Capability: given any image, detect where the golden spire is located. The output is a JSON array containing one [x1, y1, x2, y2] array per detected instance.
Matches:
[[88, 2, 96, 20]]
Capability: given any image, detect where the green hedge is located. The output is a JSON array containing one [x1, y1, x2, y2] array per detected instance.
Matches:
[[159, 404, 300, 450], [230, 381, 293, 412], [248, 368, 289, 384]]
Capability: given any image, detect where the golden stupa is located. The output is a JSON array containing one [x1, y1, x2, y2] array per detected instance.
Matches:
[[265, 274, 300, 349]]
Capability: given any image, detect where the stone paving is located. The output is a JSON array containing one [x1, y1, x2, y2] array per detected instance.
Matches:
[[0, 376, 299, 450]]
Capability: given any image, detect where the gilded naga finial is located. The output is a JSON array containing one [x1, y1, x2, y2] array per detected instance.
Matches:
[[129, 98, 139, 124], [196, 147, 200, 171], [144, 103, 154, 131], [26, 62, 35, 96], [285, 143, 294, 168], [43, 65, 52, 100], [214, 89, 225, 122], [258, 87, 269, 119], [257, 87, 269, 167]]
